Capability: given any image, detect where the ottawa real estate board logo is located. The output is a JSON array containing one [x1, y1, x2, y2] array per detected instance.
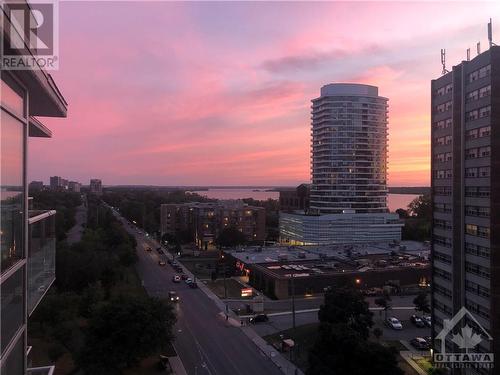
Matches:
[[434, 307, 494, 369], [1, 0, 59, 70]]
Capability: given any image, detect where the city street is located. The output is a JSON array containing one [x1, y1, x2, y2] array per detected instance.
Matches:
[[113, 212, 285, 375]]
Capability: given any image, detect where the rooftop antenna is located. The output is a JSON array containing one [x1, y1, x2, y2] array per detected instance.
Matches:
[[477, 42, 481, 55], [488, 18, 497, 48], [441, 49, 449, 75], [467, 48, 471, 61]]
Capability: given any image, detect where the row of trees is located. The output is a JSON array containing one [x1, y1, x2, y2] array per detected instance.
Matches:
[[29, 193, 176, 374], [375, 291, 430, 319]]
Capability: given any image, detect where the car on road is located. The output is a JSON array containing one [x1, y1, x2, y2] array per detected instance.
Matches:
[[168, 291, 179, 302], [385, 317, 403, 330], [422, 315, 431, 327], [146, 247, 152, 252], [249, 314, 269, 324], [410, 337, 430, 350], [410, 315, 425, 328], [185, 278, 193, 284], [158, 260, 166, 266], [172, 275, 181, 283]]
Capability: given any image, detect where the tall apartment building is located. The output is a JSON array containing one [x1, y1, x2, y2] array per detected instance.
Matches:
[[161, 201, 266, 250], [28, 181, 44, 191], [1, 2, 68, 373], [89, 178, 102, 195], [68, 181, 81, 193], [431, 46, 499, 372], [279, 84, 402, 245], [49, 176, 62, 191]]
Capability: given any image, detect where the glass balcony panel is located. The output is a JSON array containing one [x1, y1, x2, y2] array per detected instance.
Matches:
[[28, 210, 56, 315], [0, 333, 24, 375], [0, 266, 25, 355], [1, 109, 25, 273]]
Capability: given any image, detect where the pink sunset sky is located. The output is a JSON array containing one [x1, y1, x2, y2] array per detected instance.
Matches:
[[29, 1, 500, 186]]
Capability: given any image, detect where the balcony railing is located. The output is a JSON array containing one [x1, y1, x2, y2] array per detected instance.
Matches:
[[27, 366, 55, 375], [28, 210, 56, 315]]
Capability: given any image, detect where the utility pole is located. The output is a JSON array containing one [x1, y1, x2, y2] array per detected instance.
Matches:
[[291, 273, 296, 362]]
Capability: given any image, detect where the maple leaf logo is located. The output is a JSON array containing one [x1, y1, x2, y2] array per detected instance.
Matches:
[[451, 325, 483, 349]]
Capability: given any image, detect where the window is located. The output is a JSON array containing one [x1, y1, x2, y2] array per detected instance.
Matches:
[[466, 224, 478, 236], [435, 219, 452, 230], [467, 128, 478, 140], [435, 267, 452, 281], [446, 83, 453, 93], [467, 89, 478, 102], [479, 167, 490, 177], [436, 136, 445, 145], [465, 262, 490, 279], [469, 70, 479, 82], [435, 283, 452, 299], [465, 148, 478, 159], [478, 64, 491, 78], [445, 152, 452, 161], [465, 168, 477, 178], [479, 146, 491, 157], [435, 153, 445, 163], [479, 85, 491, 98], [445, 135, 452, 145], [479, 106, 491, 118], [445, 169, 452, 178], [465, 243, 490, 258], [436, 87, 446, 96], [465, 206, 490, 217], [434, 234, 452, 248], [434, 203, 452, 213], [478, 226, 490, 238], [466, 280, 490, 298], [434, 186, 451, 196], [479, 126, 491, 137], [466, 109, 478, 121], [0, 268, 24, 355]]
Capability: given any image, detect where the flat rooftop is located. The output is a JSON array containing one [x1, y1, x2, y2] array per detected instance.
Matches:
[[226, 240, 429, 265]]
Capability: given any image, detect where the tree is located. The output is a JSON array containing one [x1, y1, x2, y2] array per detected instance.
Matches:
[[408, 194, 431, 219], [307, 323, 403, 375], [216, 226, 247, 248], [373, 327, 383, 340], [78, 296, 176, 374], [395, 208, 409, 219], [318, 287, 373, 339], [413, 291, 430, 313], [375, 292, 392, 319]]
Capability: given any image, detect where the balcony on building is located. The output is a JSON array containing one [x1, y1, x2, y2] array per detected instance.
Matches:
[[27, 209, 56, 315]]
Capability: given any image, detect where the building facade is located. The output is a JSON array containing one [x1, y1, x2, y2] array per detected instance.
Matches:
[[49, 176, 62, 191], [68, 181, 81, 193], [431, 46, 499, 372], [161, 201, 266, 250], [0, 2, 68, 373], [310, 83, 388, 214], [28, 181, 44, 191], [278, 184, 310, 212], [279, 84, 401, 245], [89, 178, 102, 195]]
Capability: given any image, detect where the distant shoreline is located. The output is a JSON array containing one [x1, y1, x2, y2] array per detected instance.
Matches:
[[104, 185, 429, 195]]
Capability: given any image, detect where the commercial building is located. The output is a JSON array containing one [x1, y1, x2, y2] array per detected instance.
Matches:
[[161, 201, 266, 250], [0, 2, 68, 373], [431, 46, 499, 371], [89, 178, 102, 195], [279, 84, 402, 244], [226, 241, 430, 299]]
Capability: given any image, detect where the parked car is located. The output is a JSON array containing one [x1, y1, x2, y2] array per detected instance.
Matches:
[[249, 314, 269, 324], [168, 291, 179, 302], [385, 317, 403, 330], [172, 275, 181, 283], [158, 260, 166, 266], [410, 337, 430, 350], [410, 315, 425, 328], [185, 278, 193, 284], [422, 315, 431, 327], [146, 247, 152, 252], [181, 274, 188, 280]]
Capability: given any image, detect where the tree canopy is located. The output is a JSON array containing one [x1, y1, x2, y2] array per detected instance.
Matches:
[[216, 226, 247, 248], [78, 296, 176, 374], [318, 287, 373, 339]]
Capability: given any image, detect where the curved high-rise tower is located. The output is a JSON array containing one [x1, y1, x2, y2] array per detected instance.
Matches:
[[310, 83, 388, 214]]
